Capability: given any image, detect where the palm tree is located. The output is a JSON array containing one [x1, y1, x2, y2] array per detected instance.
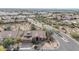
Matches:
[[14, 26, 24, 51]]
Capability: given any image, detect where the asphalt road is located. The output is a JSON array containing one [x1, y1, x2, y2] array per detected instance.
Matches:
[[52, 32, 79, 51]]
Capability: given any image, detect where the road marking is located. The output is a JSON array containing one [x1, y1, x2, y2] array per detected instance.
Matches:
[[60, 32, 79, 44], [56, 33, 69, 42], [61, 37, 69, 42]]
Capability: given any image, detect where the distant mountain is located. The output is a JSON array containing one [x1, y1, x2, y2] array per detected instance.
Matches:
[[0, 8, 79, 13]]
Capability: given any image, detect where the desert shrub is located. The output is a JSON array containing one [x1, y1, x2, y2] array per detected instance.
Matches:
[[0, 45, 6, 51], [53, 25, 59, 29], [70, 32, 79, 39]]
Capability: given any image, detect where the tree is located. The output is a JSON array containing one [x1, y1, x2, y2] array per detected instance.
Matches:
[[53, 24, 59, 29], [14, 17, 18, 22], [3, 37, 14, 50], [31, 24, 36, 30], [32, 37, 41, 45], [69, 23, 75, 28], [4, 26, 11, 31]]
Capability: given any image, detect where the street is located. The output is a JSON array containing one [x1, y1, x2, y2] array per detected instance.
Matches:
[[52, 32, 79, 51]]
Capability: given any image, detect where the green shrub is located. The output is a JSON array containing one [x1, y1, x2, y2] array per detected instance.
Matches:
[[31, 24, 36, 30], [32, 39, 40, 45], [3, 37, 14, 48]]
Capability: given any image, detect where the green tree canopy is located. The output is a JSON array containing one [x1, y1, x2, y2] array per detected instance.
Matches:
[[3, 37, 14, 48]]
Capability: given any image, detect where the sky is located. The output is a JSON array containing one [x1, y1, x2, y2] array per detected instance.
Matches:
[[0, 0, 78, 8]]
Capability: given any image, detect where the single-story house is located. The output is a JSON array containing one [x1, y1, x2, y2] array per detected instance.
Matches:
[[0, 30, 47, 43]]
